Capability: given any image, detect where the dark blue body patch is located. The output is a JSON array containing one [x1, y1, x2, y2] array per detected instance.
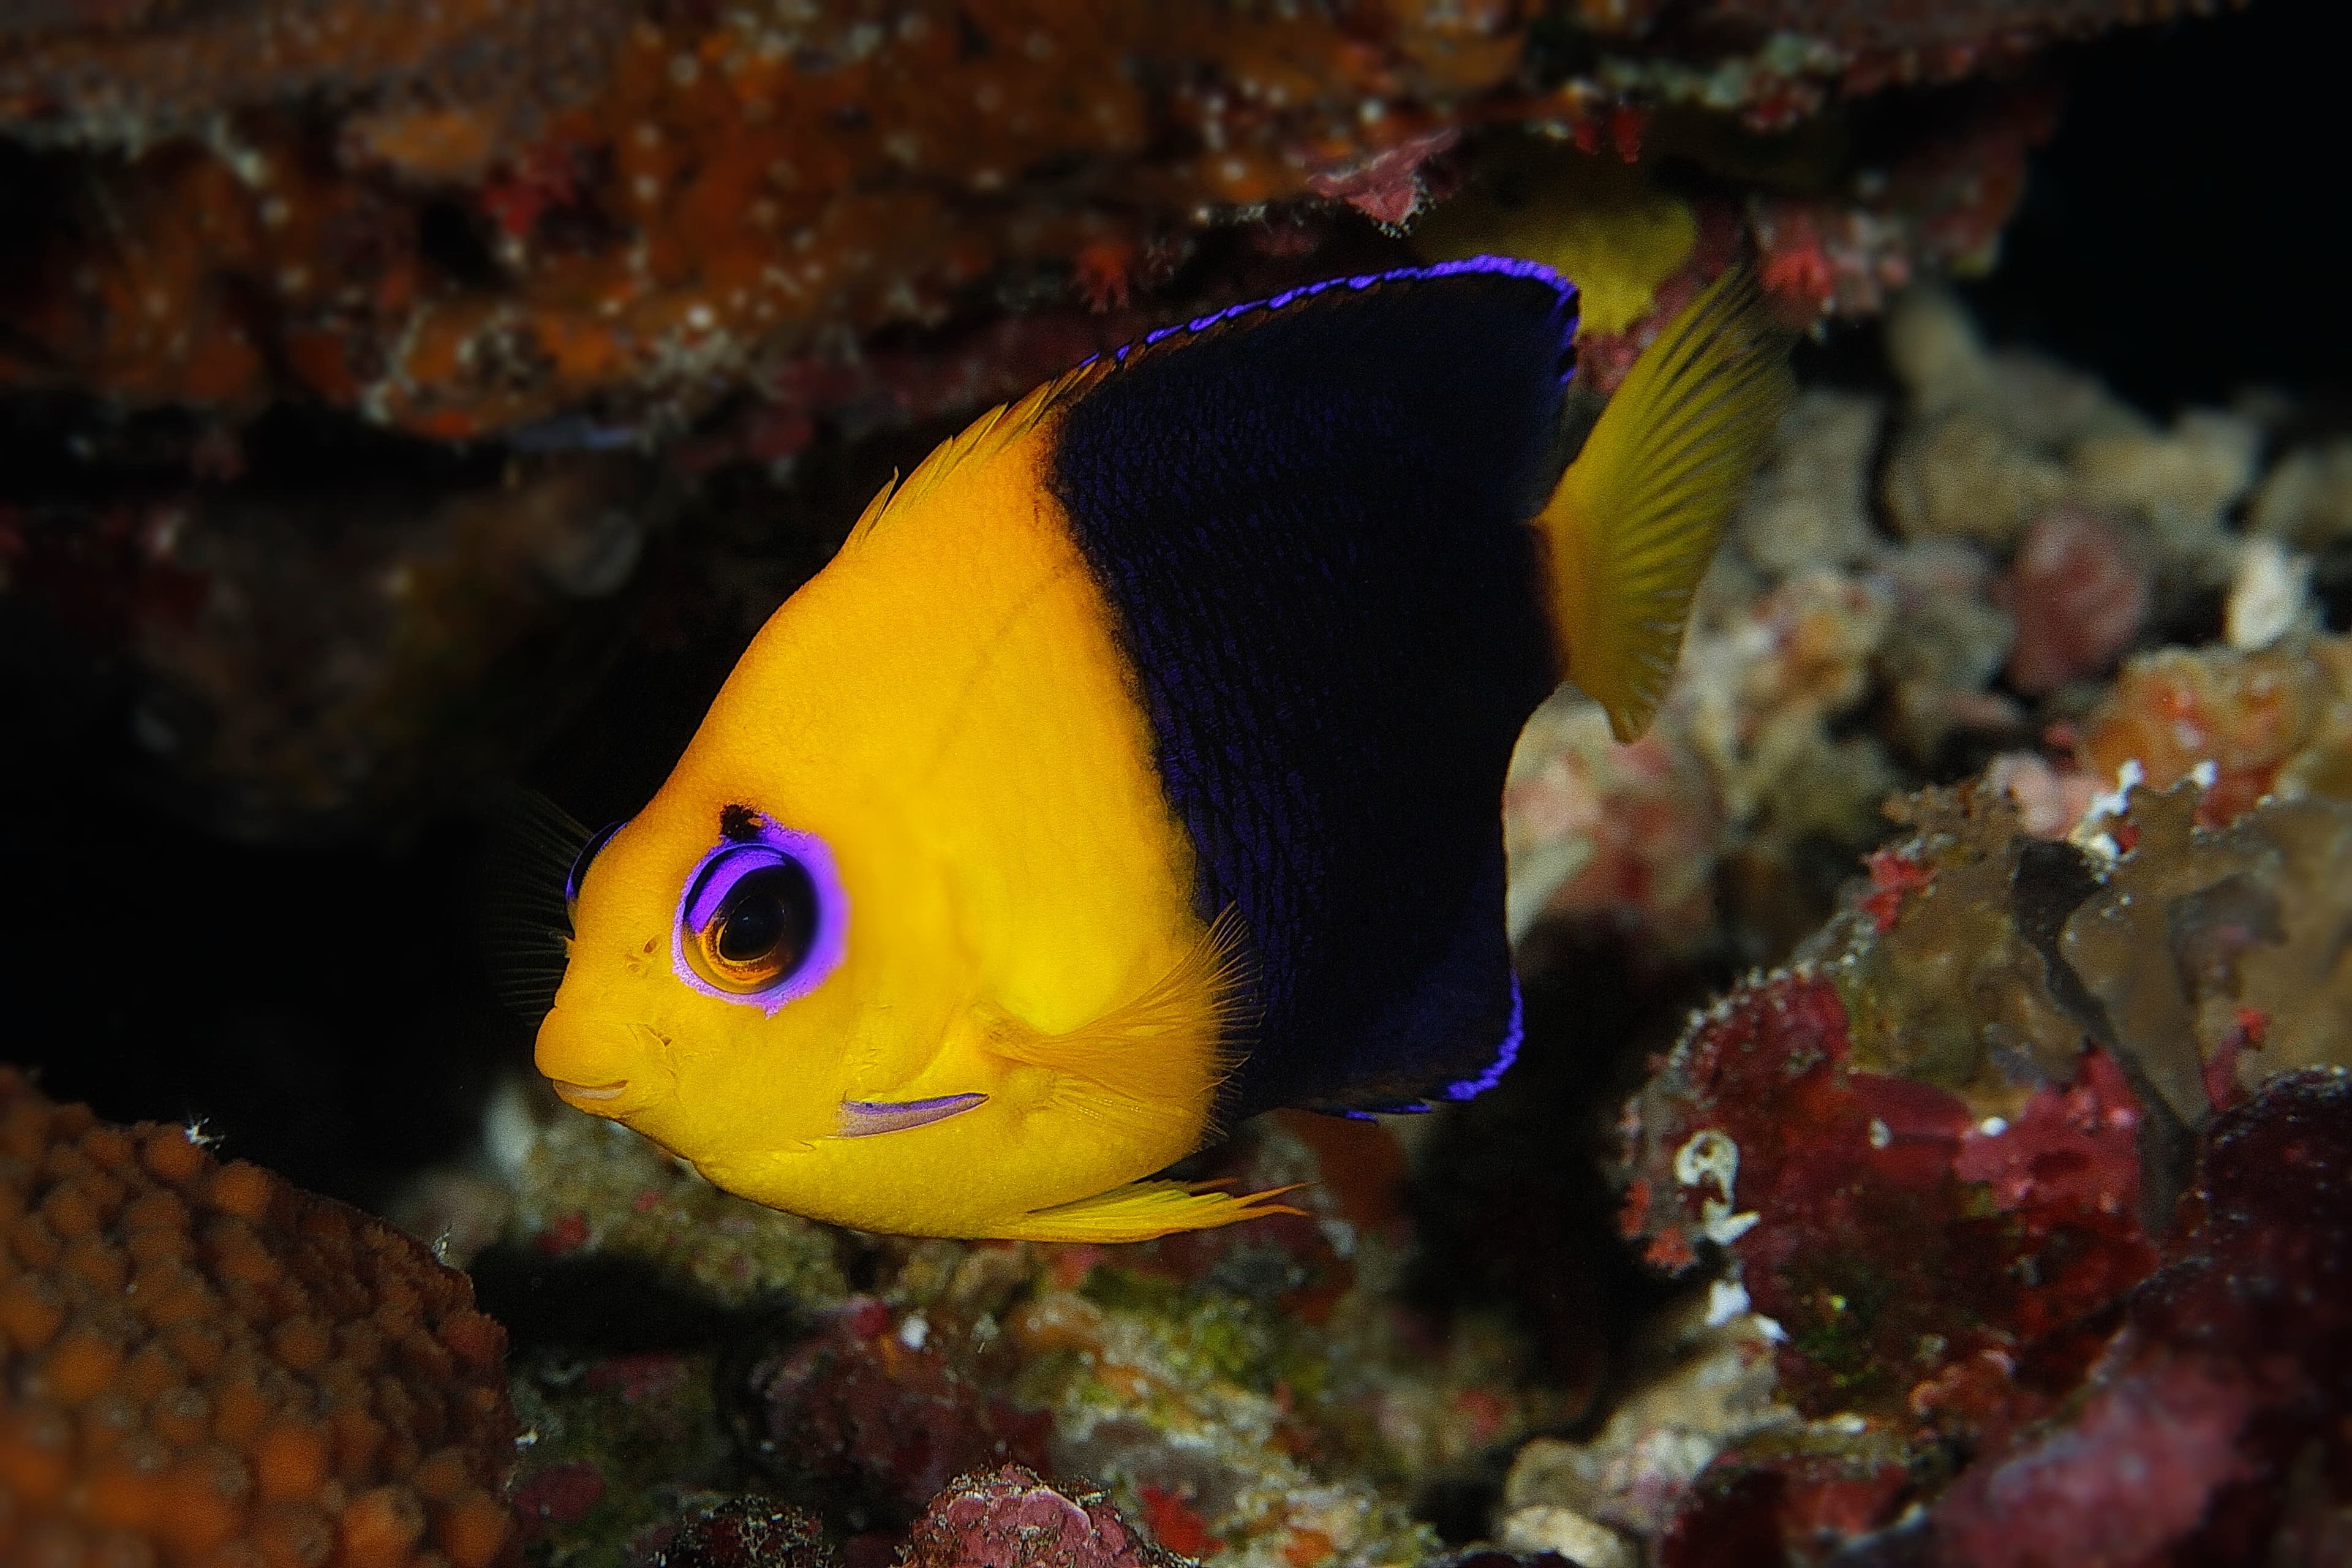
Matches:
[[1047, 260, 1577, 1120]]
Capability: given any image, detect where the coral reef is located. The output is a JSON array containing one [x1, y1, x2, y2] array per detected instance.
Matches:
[[1497, 1297, 1789, 1565], [1629, 1069, 2352, 1565], [0, 0, 2242, 841], [2079, 637, 2352, 827], [0, 0, 2159, 445], [899, 1465, 1188, 1568], [1590, 755, 2351, 1560], [1503, 281, 2352, 965], [0, 2, 1532, 438], [6, 11, 2342, 1564], [655, 1494, 833, 1568], [509, 1102, 848, 1313], [0, 1068, 517, 1567], [750, 1295, 1052, 1519], [1915, 1069, 2352, 1565], [1497, 263, 2352, 1556], [492, 1107, 1570, 1568]]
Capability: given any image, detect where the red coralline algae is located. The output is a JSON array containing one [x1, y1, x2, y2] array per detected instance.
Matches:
[[1995, 507, 2152, 696], [1950, 1047, 2143, 1219], [1747, 85, 2060, 321], [1931, 1363, 2256, 1567], [1618, 972, 2158, 1422], [0, 1068, 518, 1568], [1134, 1485, 1221, 1560], [1659, 1444, 1912, 1568], [751, 1297, 1052, 1518], [1921, 1070, 2352, 1564], [899, 1465, 1187, 1568], [1855, 845, 1932, 933], [1304, 128, 1461, 230], [1640, 1047, 2352, 1564]]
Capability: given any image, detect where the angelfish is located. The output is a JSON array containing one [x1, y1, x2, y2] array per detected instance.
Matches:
[[535, 258, 1790, 1241]]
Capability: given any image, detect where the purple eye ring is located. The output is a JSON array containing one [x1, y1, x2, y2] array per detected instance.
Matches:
[[671, 813, 848, 1012]]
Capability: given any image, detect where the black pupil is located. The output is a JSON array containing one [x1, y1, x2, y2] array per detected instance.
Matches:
[[714, 862, 815, 970]]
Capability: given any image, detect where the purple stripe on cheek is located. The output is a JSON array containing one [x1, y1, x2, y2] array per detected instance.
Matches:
[[835, 1093, 987, 1137]]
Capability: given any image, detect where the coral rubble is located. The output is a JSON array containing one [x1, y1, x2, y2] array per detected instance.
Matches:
[[0, 1067, 518, 1567]]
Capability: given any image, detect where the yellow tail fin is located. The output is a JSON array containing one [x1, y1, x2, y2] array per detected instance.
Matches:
[[1541, 265, 1793, 741]]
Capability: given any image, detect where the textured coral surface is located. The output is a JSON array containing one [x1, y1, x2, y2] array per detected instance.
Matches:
[[494, 1109, 1567, 1568], [0, 1068, 517, 1568], [0, 0, 2106, 448], [899, 1464, 1188, 1568], [1596, 761, 2352, 1561]]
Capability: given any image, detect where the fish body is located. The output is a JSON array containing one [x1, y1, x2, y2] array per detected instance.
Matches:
[[536, 257, 1790, 1241]]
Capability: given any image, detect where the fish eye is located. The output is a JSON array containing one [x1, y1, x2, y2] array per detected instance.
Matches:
[[565, 820, 627, 908], [671, 818, 846, 1008], [693, 861, 818, 992]]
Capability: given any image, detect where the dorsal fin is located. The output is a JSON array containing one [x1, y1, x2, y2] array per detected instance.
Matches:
[[843, 361, 1110, 551]]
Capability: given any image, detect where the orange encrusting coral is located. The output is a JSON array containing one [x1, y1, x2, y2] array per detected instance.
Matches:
[[0, 1, 1529, 441], [0, 1068, 518, 1568]]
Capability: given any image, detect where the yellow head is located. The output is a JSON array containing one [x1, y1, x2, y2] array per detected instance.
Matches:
[[533, 385, 1249, 1239]]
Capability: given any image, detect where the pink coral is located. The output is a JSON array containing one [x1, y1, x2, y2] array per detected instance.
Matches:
[[899, 1465, 1186, 1568], [1929, 1365, 2254, 1567], [1921, 1070, 2352, 1563]]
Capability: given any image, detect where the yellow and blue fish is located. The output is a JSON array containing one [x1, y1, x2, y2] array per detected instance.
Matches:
[[532, 257, 1789, 1242]]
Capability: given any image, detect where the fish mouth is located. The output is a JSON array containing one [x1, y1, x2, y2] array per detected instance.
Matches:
[[551, 1078, 630, 1106], [835, 1092, 987, 1138]]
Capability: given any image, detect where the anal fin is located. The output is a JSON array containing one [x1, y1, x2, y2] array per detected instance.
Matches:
[[981, 1180, 1305, 1243]]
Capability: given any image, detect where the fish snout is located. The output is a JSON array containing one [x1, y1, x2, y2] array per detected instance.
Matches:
[[535, 1006, 663, 1116]]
